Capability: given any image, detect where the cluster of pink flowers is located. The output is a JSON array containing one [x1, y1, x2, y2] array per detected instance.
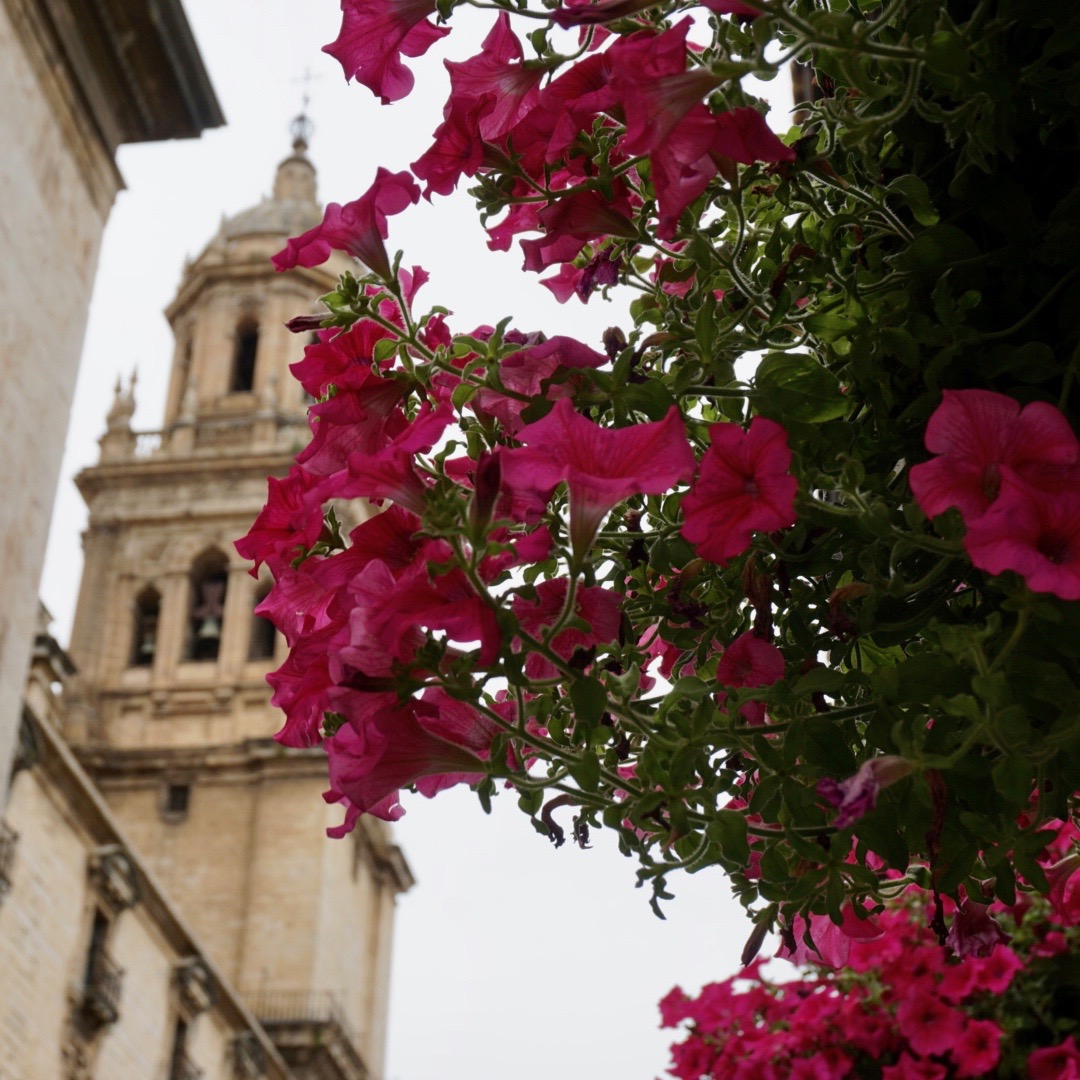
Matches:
[[910, 389, 1080, 599], [662, 891, 1078, 1080], [282, 0, 794, 300]]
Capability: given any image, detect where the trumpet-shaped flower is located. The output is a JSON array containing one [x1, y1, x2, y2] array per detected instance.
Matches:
[[681, 417, 798, 564], [505, 399, 695, 554], [272, 169, 420, 279], [324, 0, 450, 104], [963, 481, 1080, 600], [909, 389, 1078, 523]]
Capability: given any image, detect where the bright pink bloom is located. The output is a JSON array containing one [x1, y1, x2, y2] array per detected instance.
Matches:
[[896, 989, 967, 1058], [951, 1018, 1002, 1078], [964, 481, 1080, 599], [477, 336, 607, 433], [235, 468, 325, 575], [505, 399, 695, 553], [777, 905, 884, 968], [1046, 852, 1080, 924], [324, 0, 450, 104], [1028, 1036, 1080, 1080], [444, 14, 544, 142], [882, 1054, 947, 1080], [682, 417, 798, 564], [312, 404, 452, 514], [909, 389, 1078, 522], [411, 97, 488, 197], [969, 943, 1023, 992], [520, 187, 638, 273], [817, 755, 913, 829], [323, 692, 500, 831], [945, 898, 1010, 958], [716, 631, 783, 695], [291, 320, 398, 397], [512, 578, 622, 679], [295, 377, 407, 476], [711, 105, 797, 165], [272, 169, 420, 279]]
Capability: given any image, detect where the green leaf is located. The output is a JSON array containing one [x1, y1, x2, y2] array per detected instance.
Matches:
[[753, 352, 848, 423], [569, 677, 608, 730], [568, 751, 601, 792], [887, 175, 939, 227], [992, 755, 1032, 804]]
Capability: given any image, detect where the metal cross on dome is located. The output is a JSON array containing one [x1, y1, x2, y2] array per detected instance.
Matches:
[[290, 67, 320, 150]]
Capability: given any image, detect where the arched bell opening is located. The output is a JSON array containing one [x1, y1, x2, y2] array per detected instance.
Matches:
[[185, 550, 229, 662], [229, 317, 259, 393], [129, 585, 161, 668]]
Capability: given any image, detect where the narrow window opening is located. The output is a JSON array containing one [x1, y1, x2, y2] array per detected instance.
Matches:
[[169, 1017, 190, 1080], [84, 909, 110, 987], [230, 319, 259, 393], [185, 551, 228, 662], [130, 586, 161, 667], [166, 784, 190, 816]]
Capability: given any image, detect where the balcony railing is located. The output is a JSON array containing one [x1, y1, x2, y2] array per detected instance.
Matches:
[[0, 819, 17, 901], [248, 991, 369, 1080], [170, 1049, 205, 1080], [81, 949, 124, 1028]]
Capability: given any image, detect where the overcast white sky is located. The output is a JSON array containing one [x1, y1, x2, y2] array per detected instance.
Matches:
[[39, 4, 794, 1076]]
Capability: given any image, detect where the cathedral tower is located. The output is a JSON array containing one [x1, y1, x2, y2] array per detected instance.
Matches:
[[63, 125, 412, 1080]]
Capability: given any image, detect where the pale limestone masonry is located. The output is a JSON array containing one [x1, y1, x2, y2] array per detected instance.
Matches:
[[1, 619, 291, 1080], [0, 0, 222, 807], [46, 136, 408, 1079]]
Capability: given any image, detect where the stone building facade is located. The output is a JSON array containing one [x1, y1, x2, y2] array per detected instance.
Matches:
[[0, 0, 223, 807], [0, 133, 413, 1079]]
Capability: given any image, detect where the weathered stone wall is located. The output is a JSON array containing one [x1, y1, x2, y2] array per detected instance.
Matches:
[[0, 0, 115, 809]]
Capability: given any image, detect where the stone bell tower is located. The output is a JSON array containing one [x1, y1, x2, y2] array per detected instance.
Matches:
[[63, 121, 413, 1080]]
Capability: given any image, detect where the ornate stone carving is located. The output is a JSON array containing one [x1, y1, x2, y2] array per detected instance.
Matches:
[[88, 845, 140, 912], [175, 956, 216, 1017]]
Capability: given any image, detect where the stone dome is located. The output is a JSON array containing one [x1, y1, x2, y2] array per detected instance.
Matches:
[[221, 138, 322, 240]]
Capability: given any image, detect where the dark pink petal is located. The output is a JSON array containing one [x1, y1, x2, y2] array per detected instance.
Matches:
[[513, 578, 621, 679], [444, 13, 544, 141], [235, 468, 325, 575], [964, 482, 1080, 600], [272, 169, 420, 278], [710, 106, 796, 165], [682, 417, 798, 564], [324, 0, 450, 104], [507, 399, 695, 552], [910, 389, 1079, 522], [945, 899, 1010, 959]]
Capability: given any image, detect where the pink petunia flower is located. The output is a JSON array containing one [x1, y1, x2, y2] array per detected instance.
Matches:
[[1028, 1035, 1080, 1080], [715, 630, 784, 724], [896, 989, 967, 1058], [682, 416, 798, 565], [776, 905, 884, 968], [444, 13, 544, 142], [323, 692, 499, 831], [272, 168, 420, 279], [512, 577, 622, 679], [235, 467, 325, 576], [951, 1018, 1003, 1079], [964, 480, 1080, 599], [817, 755, 913, 830], [909, 388, 1078, 523], [323, 0, 450, 104], [881, 1053, 947, 1080], [945, 898, 1010, 958], [504, 398, 695, 555]]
